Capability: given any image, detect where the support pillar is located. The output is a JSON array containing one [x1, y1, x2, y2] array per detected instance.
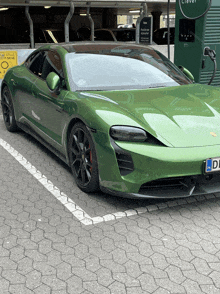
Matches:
[[151, 10, 162, 32], [102, 8, 117, 28], [65, 1, 74, 43], [25, 0, 34, 48], [87, 3, 94, 41]]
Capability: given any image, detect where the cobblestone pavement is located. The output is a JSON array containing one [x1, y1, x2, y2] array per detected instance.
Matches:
[[1, 114, 220, 294]]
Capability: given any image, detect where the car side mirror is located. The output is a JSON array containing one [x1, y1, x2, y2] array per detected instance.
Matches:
[[178, 66, 194, 81], [46, 72, 61, 93]]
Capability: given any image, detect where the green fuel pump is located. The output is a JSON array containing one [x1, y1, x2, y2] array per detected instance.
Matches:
[[174, 0, 220, 86]]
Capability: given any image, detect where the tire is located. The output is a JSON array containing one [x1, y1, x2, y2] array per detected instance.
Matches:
[[68, 122, 99, 193], [1, 86, 19, 132]]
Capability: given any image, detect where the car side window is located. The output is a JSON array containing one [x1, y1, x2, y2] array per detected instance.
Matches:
[[41, 50, 63, 80], [28, 51, 45, 77]]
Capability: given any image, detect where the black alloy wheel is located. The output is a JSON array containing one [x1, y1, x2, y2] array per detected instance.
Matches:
[[68, 122, 99, 193], [1, 86, 18, 132]]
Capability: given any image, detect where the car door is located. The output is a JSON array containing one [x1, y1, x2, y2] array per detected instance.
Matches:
[[12, 51, 44, 118], [30, 50, 69, 152]]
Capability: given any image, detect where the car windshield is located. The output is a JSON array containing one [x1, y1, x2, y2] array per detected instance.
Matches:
[[65, 51, 190, 91]]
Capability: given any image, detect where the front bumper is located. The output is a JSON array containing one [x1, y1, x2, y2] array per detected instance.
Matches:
[[100, 173, 220, 199], [94, 131, 220, 198]]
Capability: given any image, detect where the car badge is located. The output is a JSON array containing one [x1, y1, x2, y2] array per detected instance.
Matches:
[[210, 132, 217, 137]]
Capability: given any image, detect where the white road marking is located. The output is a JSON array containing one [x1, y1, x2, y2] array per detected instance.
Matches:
[[0, 138, 217, 225]]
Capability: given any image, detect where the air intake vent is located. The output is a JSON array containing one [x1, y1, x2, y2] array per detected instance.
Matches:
[[115, 151, 134, 176], [204, 7, 220, 46], [200, 70, 220, 86]]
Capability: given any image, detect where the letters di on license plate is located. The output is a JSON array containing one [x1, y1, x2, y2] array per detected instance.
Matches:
[[206, 157, 220, 173]]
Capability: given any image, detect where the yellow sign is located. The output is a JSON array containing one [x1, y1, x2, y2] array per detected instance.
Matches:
[[0, 51, 18, 79]]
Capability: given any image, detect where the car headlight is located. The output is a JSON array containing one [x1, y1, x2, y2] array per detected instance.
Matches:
[[110, 126, 147, 142]]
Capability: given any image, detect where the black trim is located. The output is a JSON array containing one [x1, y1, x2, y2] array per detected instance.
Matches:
[[17, 121, 68, 164], [110, 138, 134, 176], [100, 173, 220, 199]]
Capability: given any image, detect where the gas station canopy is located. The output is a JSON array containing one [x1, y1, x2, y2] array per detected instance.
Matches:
[[0, 0, 176, 13]]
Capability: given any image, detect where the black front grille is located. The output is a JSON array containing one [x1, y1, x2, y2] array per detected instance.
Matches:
[[116, 151, 134, 176], [140, 177, 186, 190], [139, 174, 220, 198]]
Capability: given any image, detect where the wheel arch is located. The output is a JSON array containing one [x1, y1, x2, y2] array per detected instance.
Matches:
[[66, 117, 86, 142], [65, 117, 87, 164]]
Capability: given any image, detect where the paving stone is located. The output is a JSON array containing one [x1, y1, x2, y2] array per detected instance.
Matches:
[[62, 254, 85, 268], [126, 252, 152, 265], [72, 266, 97, 281], [175, 245, 194, 262], [57, 262, 72, 281], [0, 246, 9, 257], [33, 284, 51, 294], [0, 257, 17, 269], [152, 245, 178, 258], [65, 233, 79, 247], [209, 271, 220, 288], [141, 264, 168, 279], [200, 284, 220, 294], [18, 257, 33, 275], [17, 238, 38, 250], [138, 242, 154, 257], [84, 255, 101, 273], [153, 288, 171, 294], [47, 250, 62, 266], [108, 281, 127, 294], [113, 273, 140, 287], [166, 257, 194, 271], [96, 267, 114, 287], [183, 269, 213, 285], [25, 270, 42, 290], [191, 250, 220, 262], [150, 253, 169, 270], [126, 286, 150, 294], [25, 249, 47, 262], [41, 275, 66, 290], [156, 278, 185, 293], [181, 279, 203, 294], [0, 277, 9, 293], [9, 284, 34, 294], [112, 248, 128, 264], [84, 280, 110, 294], [33, 262, 56, 275], [2, 269, 25, 284], [38, 239, 53, 254], [53, 243, 75, 255], [115, 241, 138, 253], [199, 239, 219, 254], [30, 229, 45, 243], [138, 273, 158, 293]]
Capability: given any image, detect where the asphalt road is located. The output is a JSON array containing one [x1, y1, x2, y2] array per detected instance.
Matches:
[[0, 110, 220, 293]]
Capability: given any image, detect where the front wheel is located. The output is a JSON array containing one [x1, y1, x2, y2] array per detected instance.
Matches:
[[68, 122, 99, 193], [1, 86, 19, 132]]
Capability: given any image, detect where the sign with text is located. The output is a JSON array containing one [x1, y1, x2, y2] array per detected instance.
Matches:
[[139, 17, 152, 44], [0, 51, 18, 79]]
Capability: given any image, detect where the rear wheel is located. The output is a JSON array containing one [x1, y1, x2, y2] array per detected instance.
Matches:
[[1, 86, 18, 132], [68, 122, 99, 193]]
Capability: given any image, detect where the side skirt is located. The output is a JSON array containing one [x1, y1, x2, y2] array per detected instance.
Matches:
[[17, 121, 69, 166]]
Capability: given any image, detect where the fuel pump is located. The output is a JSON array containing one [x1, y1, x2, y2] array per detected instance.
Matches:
[[174, 0, 219, 86]]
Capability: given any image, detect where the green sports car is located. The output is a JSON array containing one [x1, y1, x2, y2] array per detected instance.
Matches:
[[2, 42, 220, 198]]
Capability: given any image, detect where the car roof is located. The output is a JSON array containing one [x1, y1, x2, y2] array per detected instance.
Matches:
[[46, 42, 156, 55]]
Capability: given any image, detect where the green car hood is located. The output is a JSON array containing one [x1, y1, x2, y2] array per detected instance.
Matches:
[[92, 84, 220, 148]]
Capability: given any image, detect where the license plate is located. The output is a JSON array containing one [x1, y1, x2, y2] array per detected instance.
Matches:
[[206, 157, 220, 173]]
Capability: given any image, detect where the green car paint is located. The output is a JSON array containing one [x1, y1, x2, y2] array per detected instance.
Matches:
[[2, 43, 220, 198]]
